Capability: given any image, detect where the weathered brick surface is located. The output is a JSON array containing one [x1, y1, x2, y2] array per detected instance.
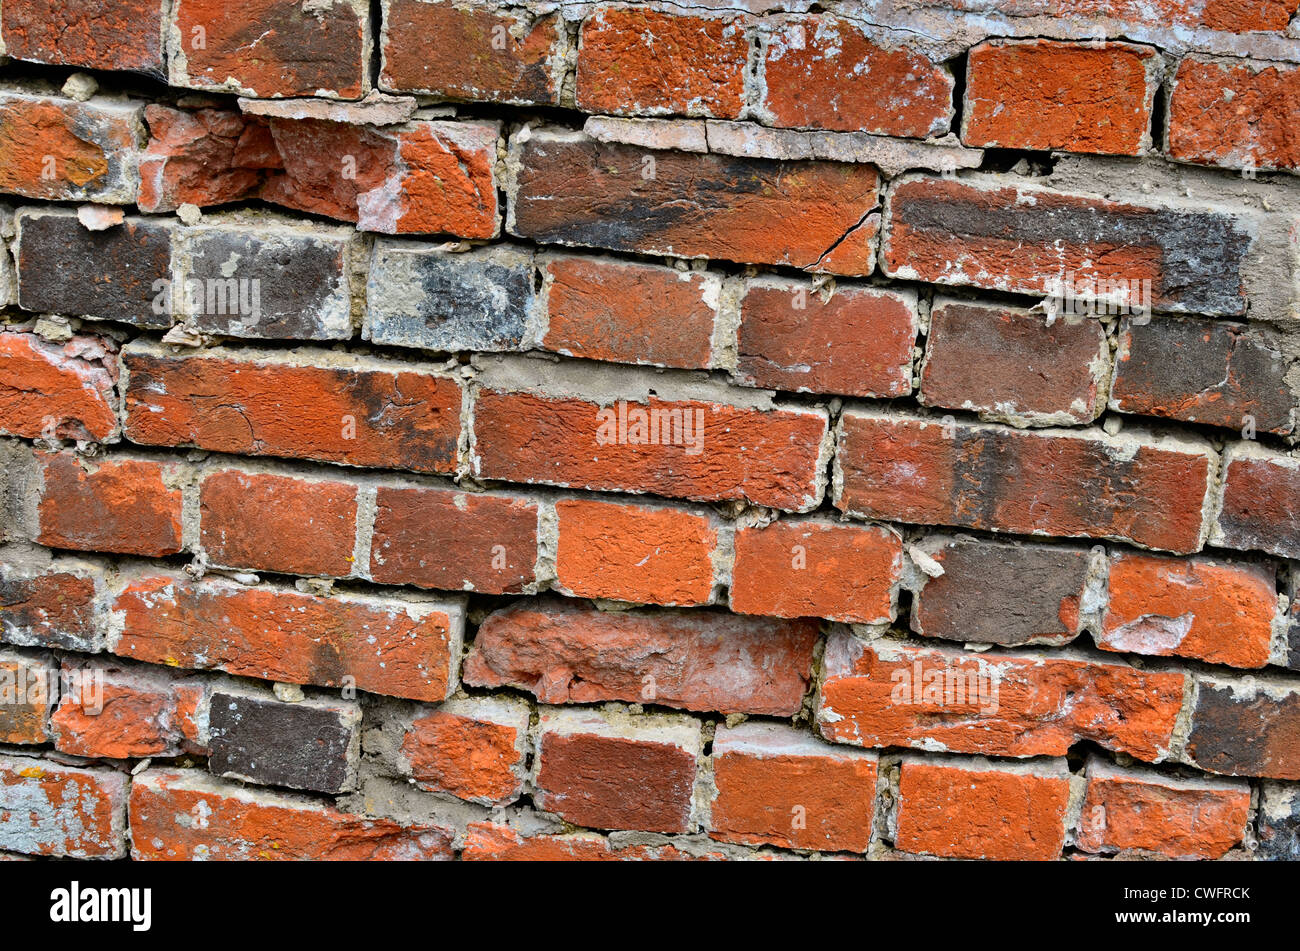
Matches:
[[464, 598, 818, 716], [50, 660, 201, 759], [1169, 56, 1300, 173], [0, 562, 101, 652], [1186, 677, 1300, 779], [0, 755, 128, 858], [138, 105, 276, 212], [0, 649, 53, 744], [835, 410, 1215, 554], [1, 0, 166, 74], [129, 769, 453, 860], [1110, 317, 1294, 435], [399, 697, 530, 806], [816, 631, 1185, 761], [0, 330, 119, 442], [1212, 444, 1300, 559], [509, 130, 881, 275], [963, 39, 1159, 155]]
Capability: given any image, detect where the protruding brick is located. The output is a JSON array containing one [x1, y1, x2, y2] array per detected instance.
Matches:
[[16, 209, 173, 328], [895, 756, 1070, 861], [381, 0, 563, 105], [0, 563, 101, 652], [173, 221, 355, 340], [199, 469, 359, 579], [1, 0, 166, 74], [576, 8, 748, 119], [883, 175, 1254, 316], [910, 536, 1095, 647], [36, 452, 184, 558], [759, 16, 953, 137], [0, 93, 143, 203], [510, 129, 880, 275], [1186, 676, 1300, 779], [129, 769, 453, 860], [710, 722, 878, 853], [0, 330, 118, 442], [368, 485, 540, 595], [138, 105, 277, 213], [112, 573, 464, 703], [464, 598, 819, 716], [365, 241, 536, 353], [260, 118, 500, 237], [123, 342, 463, 474], [730, 519, 902, 624], [0, 754, 128, 858], [835, 410, 1215, 555], [50, 660, 201, 759], [0, 649, 53, 744], [1076, 758, 1250, 859], [472, 362, 830, 511], [1110, 317, 1294, 435], [399, 696, 530, 806], [554, 497, 719, 607], [963, 39, 1159, 155], [1169, 56, 1300, 173], [816, 631, 1185, 761], [735, 280, 916, 398], [540, 255, 721, 370], [1212, 443, 1300, 559], [169, 0, 371, 99], [918, 299, 1108, 426], [208, 690, 361, 795], [534, 707, 701, 834], [1100, 551, 1277, 669]]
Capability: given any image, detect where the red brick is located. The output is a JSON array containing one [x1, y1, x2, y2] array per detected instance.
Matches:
[[111, 573, 464, 703], [1077, 758, 1250, 859], [1100, 551, 1277, 669], [0, 755, 128, 858], [462, 821, 726, 861], [918, 299, 1108, 425], [816, 631, 1186, 761], [464, 598, 818, 716], [1186, 676, 1300, 779], [555, 498, 718, 607], [129, 769, 453, 860], [400, 697, 530, 806], [170, 0, 370, 99], [510, 129, 880, 275], [50, 660, 201, 759], [835, 410, 1214, 555], [122, 342, 462, 474], [1110, 316, 1294, 435], [912, 0, 1299, 33], [1, 0, 165, 74], [534, 708, 701, 834], [910, 536, 1095, 647], [0, 330, 119, 442], [0, 563, 101, 652], [1212, 444, 1300, 559], [541, 255, 720, 370], [260, 118, 500, 237], [1169, 56, 1300, 173], [963, 39, 1159, 155], [576, 8, 748, 119], [0, 650, 52, 744], [369, 485, 540, 595], [200, 469, 359, 578], [730, 519, 902, 625], [381, 0, 563, 105], [0, 92, 143, 203], [760, 16, 952, 136], [883, 175, 1254, 316], [472, 378, 829, 511], [894, 757, 1070, 861], [710, 722, 878, 853], [735, 280, 916, 398], [36, 452, 184, 557], [139, 105, 277, 213]]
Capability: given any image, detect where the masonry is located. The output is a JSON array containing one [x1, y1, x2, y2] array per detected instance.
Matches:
[[0, 0, 1297, 864]]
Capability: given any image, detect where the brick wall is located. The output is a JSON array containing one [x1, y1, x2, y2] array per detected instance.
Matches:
[[0, 0, 1298, 863]]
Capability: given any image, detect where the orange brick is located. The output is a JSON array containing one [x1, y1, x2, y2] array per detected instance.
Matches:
[[400, 697, 530, 806], [0, 754, 127, 858], [0, 330, 118, 442]]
